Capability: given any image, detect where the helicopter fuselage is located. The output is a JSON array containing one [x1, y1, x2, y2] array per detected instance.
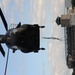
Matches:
[[1, 24, 40, 53]]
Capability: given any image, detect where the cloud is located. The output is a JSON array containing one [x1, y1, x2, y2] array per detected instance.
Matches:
[[0, 0, 25, 24], [29, 0, 45, 24], [48, 38, 73, 75], [50, 0, 65, 18], [15, 0, 25, 19], [47, 0, 73, 75], [10, 0, 25, 22], [0, 0, 11, 13]]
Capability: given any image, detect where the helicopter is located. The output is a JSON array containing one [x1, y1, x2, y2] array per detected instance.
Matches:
[[0, 8, 45, 57]]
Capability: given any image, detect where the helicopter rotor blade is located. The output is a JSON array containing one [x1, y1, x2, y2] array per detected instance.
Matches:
[[0, 8, 8, 31], [0, 44, 5, 57]]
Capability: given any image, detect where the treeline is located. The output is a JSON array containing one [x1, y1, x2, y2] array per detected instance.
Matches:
[[71, 0, 75, 8]]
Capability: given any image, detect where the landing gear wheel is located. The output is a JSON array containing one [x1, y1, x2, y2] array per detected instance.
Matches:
[[40, 48, 45, 50], [12, 49, 17, 53], [13, 50, 16, 53], [39, 26, 45, 28]]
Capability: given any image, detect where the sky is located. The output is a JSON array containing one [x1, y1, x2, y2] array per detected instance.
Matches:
[[0, 0, 73, 75]]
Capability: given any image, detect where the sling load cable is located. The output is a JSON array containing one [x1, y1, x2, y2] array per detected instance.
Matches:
[[42, 37, 65, 42]]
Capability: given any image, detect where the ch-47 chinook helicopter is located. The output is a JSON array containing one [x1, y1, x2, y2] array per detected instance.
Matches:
[[0, 8, 45, 57]]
